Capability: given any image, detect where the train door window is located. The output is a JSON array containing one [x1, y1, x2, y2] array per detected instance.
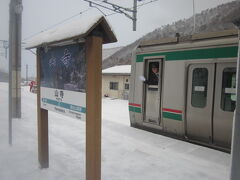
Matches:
[[146, 62, 159, 86], [191, 68, 208, 108], [221, 67, 236, 112], [144, 59, 162, 125]]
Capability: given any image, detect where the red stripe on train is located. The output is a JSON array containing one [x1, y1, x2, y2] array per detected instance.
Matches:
[[162, 108, 182, 114], [129, 103, 141, 107]]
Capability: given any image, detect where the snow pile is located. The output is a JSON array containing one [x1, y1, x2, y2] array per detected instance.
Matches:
[[25, 15, 115, 49], [102, 65, 131, 74]]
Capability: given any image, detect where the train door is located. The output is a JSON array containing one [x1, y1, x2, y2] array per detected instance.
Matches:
[[186, 64, 215, 143], [186, 62, 236, 147], [213, 63, 236, 148], [144, 60, 162, 124]]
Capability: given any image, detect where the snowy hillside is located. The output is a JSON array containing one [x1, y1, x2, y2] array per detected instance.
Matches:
[[103, 0, 240, 69], [103, 47, 122, 60]]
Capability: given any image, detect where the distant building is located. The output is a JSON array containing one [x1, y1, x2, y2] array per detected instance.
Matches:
[[102, 65, 131, 100]]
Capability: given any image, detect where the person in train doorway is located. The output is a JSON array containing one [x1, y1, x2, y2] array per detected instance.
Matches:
[[144, 62, 159, 85]]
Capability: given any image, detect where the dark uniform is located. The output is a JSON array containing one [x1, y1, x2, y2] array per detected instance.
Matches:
[[145, 63, 159, 85], [145, 72, 159, 85]]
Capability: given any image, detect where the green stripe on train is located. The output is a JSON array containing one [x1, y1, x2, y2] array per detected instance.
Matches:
[[162, 112, 182, 121], [129, 106, 141, 113], [136, 46, 238, 62]]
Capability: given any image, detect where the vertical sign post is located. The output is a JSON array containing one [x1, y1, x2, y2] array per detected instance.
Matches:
[[26, 16, 117, 179], [37, 48, 49, 168], [26, 64, 28, 83], [86, 35, 102, 180]]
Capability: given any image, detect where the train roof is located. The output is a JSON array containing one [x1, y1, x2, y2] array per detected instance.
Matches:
[[139, 29, 238, 48]]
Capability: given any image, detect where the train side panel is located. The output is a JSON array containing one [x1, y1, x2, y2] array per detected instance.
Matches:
[[129, 53, 144, 126], [162, 60, 187, 136], [129, 30, 239, 150]]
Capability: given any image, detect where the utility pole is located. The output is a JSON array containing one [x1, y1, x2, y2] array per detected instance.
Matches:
[[3, 41, 9, 59], [133, 0, 137, 31], [9, 0, 23, 144], [193, 0, 196, 33], [26, 64, 28, 83], [230, 17, 240, 180], [83, 0, 138, 31]]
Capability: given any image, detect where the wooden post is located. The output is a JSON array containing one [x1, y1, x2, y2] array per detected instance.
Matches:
[[86, 35, 102, 180], [37, 48, 49, 168]]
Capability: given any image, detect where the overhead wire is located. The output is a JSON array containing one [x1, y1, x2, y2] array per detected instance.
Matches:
[[23, 0, 108, 42], [23, 8, 91, 42], [105, 0, 160, 17], [23, 0, 159, 42]]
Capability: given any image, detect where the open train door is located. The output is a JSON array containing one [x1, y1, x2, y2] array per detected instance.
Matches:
[[143, 59, 162, 125]]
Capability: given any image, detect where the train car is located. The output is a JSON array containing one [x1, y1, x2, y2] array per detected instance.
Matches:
[[129, 29, 239, 151]]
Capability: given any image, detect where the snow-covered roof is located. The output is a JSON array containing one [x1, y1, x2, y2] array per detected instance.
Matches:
[[25, 15, 117, 49], [102, 65, 131, 75]]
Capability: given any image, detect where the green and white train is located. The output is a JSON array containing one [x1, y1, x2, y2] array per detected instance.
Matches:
[[129, 29, 239, 151]]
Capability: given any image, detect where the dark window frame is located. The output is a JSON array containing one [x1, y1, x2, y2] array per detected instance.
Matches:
[[125, 83, 129, 90], [221, 67, 236, 112], [191, 68, 208, 108], [110, 82, 119, 90]]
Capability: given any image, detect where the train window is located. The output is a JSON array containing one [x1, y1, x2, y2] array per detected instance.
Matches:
[[147, 62, 159, 85], [110, 82, 118, 90], [191, 68, 208, 108], [221, 67, 236, 112]]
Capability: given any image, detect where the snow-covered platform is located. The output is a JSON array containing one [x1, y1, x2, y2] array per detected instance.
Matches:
[[0, 82, 230, 180]]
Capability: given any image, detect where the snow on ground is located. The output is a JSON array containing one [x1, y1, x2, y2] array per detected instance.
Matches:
[[0, 82, 231, 180]]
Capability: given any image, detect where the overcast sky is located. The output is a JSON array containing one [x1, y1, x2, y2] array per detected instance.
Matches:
[[0, 0, 235, 76]]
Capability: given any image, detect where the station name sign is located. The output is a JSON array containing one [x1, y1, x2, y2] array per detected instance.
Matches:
[[40, 44, 86, 120]]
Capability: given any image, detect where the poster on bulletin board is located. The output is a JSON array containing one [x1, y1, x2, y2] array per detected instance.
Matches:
[[39, 43, 86, 120]]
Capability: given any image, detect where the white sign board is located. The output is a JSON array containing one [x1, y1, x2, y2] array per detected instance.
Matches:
[[40, 43, 86, 120], [194, 86, 205, 92], [225, 88, 236, 94]]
